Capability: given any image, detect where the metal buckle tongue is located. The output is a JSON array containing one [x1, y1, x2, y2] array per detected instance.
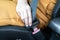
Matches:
[[25, 19, 40, 32]]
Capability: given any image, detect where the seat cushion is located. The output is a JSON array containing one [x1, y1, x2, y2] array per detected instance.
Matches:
[[49, 18, 60, 34], [0, 25, 34, 40]]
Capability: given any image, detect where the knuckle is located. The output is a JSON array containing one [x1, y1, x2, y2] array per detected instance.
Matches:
[[27, 6, 30, 8], [21, 17, 24, 20], [16, 7, 18, 11], [24, 17, 28, 19]]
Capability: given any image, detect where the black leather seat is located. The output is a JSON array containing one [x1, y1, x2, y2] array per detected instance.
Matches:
[[49, 18, 60, 34], [48, 0, 60, 34], [0, 25, 34, 40]]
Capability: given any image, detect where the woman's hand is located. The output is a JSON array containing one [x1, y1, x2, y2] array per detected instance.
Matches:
[[16, 0, 32, 27]]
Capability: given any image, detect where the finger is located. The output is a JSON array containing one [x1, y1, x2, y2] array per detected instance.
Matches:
[[27, 7, 32, 26], [24, 10, 29, 27], [18, 11, 24, 22]]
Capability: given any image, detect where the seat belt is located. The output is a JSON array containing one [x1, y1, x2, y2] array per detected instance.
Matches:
[[29, 0, 45, 40], [30, 0, 38, 21], [25, 0, 39, 30]]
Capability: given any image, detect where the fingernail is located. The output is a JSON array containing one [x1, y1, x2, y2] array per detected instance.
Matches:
[[26, 25, 28, 27], [30, 24, 32, 26]]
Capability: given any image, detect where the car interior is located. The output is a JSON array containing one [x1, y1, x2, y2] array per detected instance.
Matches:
[[0, 0, 60, 40]]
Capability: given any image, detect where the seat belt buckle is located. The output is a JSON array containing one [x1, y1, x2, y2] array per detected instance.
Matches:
[[30, 19, 40, 34], [32, 27, 40, 34]]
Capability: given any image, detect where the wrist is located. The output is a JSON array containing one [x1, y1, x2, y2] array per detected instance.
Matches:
[[17, 0, 28, 6], [17, 0, 27, 4]]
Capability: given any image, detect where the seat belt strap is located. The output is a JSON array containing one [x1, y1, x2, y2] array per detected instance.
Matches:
[[30, 0, 38, 21]]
